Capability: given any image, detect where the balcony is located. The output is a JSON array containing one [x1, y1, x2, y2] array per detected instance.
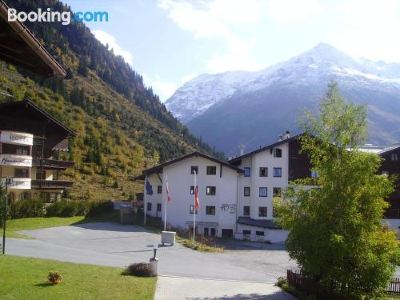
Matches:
[[1, 178, 31, 190], [0, 154, 32, 167], [32, 158, 74, 170], [0, 130, 33, 146], [31, 179, 73, 190]]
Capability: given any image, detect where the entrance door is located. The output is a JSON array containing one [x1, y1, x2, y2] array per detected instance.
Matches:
[[221, 229, 233, 238], [210, 228, 216, 237], [204, 227, 209, 236]]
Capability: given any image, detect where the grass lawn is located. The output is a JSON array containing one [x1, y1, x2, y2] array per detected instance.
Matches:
[[0, 255, 156, 300], [6, 211, 119, 239]]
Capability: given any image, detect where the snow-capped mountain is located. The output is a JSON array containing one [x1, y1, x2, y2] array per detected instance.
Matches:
[[166, 43, 400, 155]]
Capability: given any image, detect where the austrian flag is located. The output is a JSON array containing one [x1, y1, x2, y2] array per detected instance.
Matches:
[[194, 186, 200, 209]]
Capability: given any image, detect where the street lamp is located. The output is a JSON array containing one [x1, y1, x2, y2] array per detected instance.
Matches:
[[2, 177, 13, 255]]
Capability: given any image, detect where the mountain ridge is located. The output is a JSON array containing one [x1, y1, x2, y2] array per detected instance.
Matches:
[[166, 43, 400, 155]]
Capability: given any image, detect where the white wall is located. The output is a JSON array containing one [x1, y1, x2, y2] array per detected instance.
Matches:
[[236, 224, 288, 243], [237, 142, 289, 220], [144, 156, 239, 237]]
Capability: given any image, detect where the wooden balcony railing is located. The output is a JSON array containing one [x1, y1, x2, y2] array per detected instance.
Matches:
[[32, 158, 74, 169], [31, 179, 73, 189]]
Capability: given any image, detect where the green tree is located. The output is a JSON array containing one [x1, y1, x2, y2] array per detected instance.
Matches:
[[276, 83, 399, 297]]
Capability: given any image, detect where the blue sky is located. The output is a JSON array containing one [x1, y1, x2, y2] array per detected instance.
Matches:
[[63, 0, 400, 101]]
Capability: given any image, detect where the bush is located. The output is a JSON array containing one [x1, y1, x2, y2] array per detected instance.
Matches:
[[86, 200, 113, 217], [10, 198, 45, 219], [48, 271, 62, 284], [124, 263, 155, 277], [46, 200, 89, 217]]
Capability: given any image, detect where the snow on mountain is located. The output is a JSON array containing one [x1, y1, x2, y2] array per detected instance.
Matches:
[[165, 43, 400, 154]]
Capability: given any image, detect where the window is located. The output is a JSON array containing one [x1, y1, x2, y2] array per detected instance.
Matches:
[[157, 185, 162, 194], [204, 228, 209, 236], [210, 228, 216, 236], [206, 186, 216, 195], [273, 148, 282, 157], [256, 231, 265, 236], [273, 187, 282, 197], [16, 147, 29, 155], [259, 187, 268, 197], [259, 167, 268, 177], [190, 185, 195, 195], [206, 206, 216, 215], [244, 167, 251, 177], [243, 230, 251, 235], [273, 167, 282, 177], [189, 205, 198, 214], [243, 206, 250, 216], [14, 168, 29, 178], [244, 186, 250, 197], [391, 153, 399, 161], [147, 203, 152, 211], [206, 166, 217, 175], [258, 206, 268, 217], [191, 166, 199, 174], [157, 203, 162, 212]]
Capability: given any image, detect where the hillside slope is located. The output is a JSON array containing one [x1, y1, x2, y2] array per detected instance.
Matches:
[[0, 0, 218, 201]]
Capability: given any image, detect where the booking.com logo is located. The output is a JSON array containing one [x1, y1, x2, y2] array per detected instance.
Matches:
[[8, 8, 108, 25]]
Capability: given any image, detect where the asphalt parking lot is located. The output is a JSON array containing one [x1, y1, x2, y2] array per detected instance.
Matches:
[[7, 222, 296, 283]]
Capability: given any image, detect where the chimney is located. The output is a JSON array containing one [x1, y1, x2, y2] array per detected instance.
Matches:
[[239, 144, 245, 156], [284, 130, 291, 139]]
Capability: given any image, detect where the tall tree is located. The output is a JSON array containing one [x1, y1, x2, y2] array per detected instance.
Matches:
[[276, 83, 399, 297]]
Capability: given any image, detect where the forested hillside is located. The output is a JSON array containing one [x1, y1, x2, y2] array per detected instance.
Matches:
[[0, 0, 220, 201]]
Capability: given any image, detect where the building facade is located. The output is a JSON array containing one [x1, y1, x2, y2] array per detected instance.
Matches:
[[137, 134, 312, 242], [0, 100, 74, 202]]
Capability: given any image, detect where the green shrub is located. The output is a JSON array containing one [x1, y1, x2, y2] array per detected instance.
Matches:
[[86, 200, 113, 217], [10, 198, 45, 219], [46, 200, 89, 217]]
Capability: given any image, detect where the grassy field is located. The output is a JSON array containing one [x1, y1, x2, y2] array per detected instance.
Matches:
[[6, 212, 119, 239], [0, 255, 156, 300]]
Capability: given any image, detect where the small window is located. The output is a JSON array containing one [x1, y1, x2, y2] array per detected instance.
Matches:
[[244, 167, 251, 177], [256, 230, 265, 236], [206, 206, 216, 215], [391, 153, 399, 162], [273, 167, 282, 177], [259, 167, 268, 177], [206, 166, 217, 175], [16, 147, 29, 155], [189, 205, 198, 214], [243, 230, 251, 235], [244, 186, 250, 197], [273, 148, 282, 157], [273, 187, 282, 197], [243, 206, 250, 216], [206, 186, 216, 195], [147, 203, 152, 211], [259, 187, 268, 197], [204, 228, 209, 236], [258, 206, 268, 217], [157, 185, 162, 194], [190, 185, 195, 195], [15, 168, 29, 178], [157, 203, 162, 212], [191, 166, 199, 174]]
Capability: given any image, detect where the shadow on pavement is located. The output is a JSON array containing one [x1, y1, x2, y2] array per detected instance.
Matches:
[[217, 239, 286, 251]]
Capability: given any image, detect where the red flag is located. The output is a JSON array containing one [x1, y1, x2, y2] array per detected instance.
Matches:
[[166, 178, 171, 202], [194, 185, 200, 209]]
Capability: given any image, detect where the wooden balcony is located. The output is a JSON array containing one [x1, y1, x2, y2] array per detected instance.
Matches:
[[32, 158, 74, 170], [31, 179, 73, 190]]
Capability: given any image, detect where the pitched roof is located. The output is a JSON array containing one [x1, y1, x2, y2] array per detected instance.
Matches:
[[229, 133, 305, 164], [134, 151, 243, 180], [0, 0, 66, 77], [237, 217, 281, 229], [378, 144, 400, 156], [0, 99, 75, 136]]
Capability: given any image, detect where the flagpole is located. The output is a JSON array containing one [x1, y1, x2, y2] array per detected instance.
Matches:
[[164, 174, 167, 231], [144, 175, 147, 226], [193, 171, 196, 242]]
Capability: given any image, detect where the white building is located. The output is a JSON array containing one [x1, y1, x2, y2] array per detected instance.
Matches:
[[137, 134, 312, 243]]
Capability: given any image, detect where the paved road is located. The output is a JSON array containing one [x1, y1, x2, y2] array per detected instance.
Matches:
[[155, 276, 296, 300], [7, 222, 296, 283]]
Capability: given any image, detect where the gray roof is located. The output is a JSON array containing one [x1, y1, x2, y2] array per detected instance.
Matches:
[[237, 217, 281, 229]]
